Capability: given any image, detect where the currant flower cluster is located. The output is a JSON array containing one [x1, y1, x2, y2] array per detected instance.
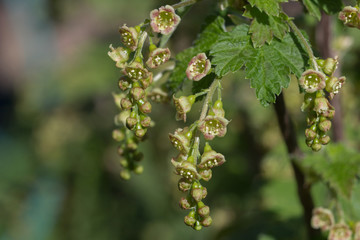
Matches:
[[311, 207, 360, 240], [339, 5, 360, 29], [169, 53, 229, 230], [299, 58, 346, 151], [109, 5, 180, 179]]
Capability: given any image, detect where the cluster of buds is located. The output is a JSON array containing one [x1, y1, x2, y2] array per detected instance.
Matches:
[[338, 6, 360, 29], [299, 58, 346, 151], [311, 207, 360, 240], [112, 110, 144, 180], [169, 88, 229, 229], [109, 5, 178, 179]]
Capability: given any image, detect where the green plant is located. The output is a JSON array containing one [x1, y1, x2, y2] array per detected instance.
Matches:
[[108, 0, 360, 238]]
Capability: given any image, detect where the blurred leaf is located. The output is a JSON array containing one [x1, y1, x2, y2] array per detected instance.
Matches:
[[302, 0, 343, 17], [191, 73, 215, 101], [302, 144, 360, 199]]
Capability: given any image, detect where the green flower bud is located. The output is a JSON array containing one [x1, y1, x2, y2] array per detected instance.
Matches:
[[198, 168, 212, 181], [319, 135, 330, 145], [120, 169, 131, 180], [119, 24, 138, 51], [134, 164, 144, 174], [191, 182, 203, 202], [134, 124, 147, 138], [140, 115, 151, 128], [305, 128, 317, 140], [313, 97, 334, 117], [211, 99, 225, 118], [328, 223, 352, 240], [319, 119, 332, 132], [197, 201, 210, 217], [112, 129, 125, 141], [193, 221, 202, 231], [178, 178, 192, 192], [126, 117, 137, 130], [311, 138, 322, 152], [140, 72, 153, 89], [311, 207, 334, 231], [323, 58, 338, 76], [121, 98, 133, 110], [173, 95, 196, 122], [179, 197, 193, 210], [138, 100, 152, 114], [301, 93, 315, 112], [108, 44, 130, 68], [201, 216, 212, 227], [118, 76, 132, 91], [130, 87, 145, 101], [119, 158, 128, 167], [184, 210, 196, 227]]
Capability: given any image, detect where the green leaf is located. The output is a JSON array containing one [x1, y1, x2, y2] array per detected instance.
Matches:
[[302, 0, 343, 17], [302, 0, 322, 20], [302, 144, 360, 199], [210, 25, 306, 106], [167, 16, 225, 93], [210, 25, 253, 77], [247, 0, 288, 16], [243, 5, 289, 47], [192, 73, 215, 101]]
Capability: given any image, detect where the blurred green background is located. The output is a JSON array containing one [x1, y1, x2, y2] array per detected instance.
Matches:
[[0, 0, 360, 240]]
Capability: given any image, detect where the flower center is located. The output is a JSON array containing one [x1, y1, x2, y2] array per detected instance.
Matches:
[[125, 67, 147, 80], [204, 119, 221, 136], [304, 74, 321, 89], [157, 11, 174, 30]]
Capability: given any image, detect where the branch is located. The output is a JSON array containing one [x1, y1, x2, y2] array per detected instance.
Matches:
[[274, 92, 321, 240]]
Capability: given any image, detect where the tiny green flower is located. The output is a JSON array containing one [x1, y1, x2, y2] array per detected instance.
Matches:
[[119, 24, 139, 51], [328, 223, 352, 240], [108, 44, 130, 68], [338, 6, 360, 29], [186, 53, 211, 81], [150, 5, 181, 35], [311, 207, 334, 231], [123, 62, 149, 81], [169, 128, 191, 153], [299, 70, 326, 93], [198, 115, 229, 140], [146, 48, 171, 68], [173, 95, 196, 122]]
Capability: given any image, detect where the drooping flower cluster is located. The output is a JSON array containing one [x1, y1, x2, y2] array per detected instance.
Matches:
[[338, 6, 360, 29], [311, 207, 360, 240], [300, 58, 346, 151], [109, 6, 180, 179], [169, 64, 229, 230]]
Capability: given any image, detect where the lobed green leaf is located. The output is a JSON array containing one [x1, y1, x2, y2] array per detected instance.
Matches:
[[302, 144, 360, 199], [243, 5, 289, 48], [247, 0, 288, 16], [210, 24, 306, 107]]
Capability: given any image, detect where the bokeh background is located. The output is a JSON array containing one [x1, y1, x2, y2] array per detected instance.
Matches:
[[1, 0, 360, 239]]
